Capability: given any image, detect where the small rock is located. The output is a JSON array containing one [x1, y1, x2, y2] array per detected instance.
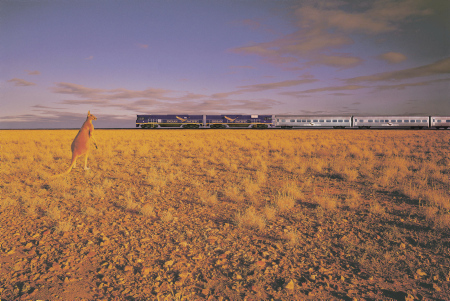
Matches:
[[416, 269, 427, 277], [124, 265, 133, 272], [256, 260, 266, 268], [285, 280, 295, 290], [141, 267, 151, 276], [432, 283, 441, 292], [164, 260, 174, 267]]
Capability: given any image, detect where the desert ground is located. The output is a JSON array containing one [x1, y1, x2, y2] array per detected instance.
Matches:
[[0, 129, 449, 300]]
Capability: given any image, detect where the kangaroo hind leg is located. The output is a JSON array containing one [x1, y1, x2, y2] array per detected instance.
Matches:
[[84, 152, 90, 170]]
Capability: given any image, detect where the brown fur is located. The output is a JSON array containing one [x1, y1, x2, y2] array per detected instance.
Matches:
[[55, 111, 97, 176]]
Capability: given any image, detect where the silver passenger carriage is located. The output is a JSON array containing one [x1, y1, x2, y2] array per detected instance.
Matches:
[[431, 117, 450, 129], [353, 116, 429, 129], [274, 115, 352, 129]]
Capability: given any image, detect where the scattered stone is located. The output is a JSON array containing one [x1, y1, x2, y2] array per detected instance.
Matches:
[[285, 280, 295, 290], [416, 269, 427, 277], [432, 283, 441, 292], [164, 260, 174, 267]]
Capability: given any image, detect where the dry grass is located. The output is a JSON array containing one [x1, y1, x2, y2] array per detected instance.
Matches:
[[274, 194, 296, 212], [140, 204, 155, 217], [54, 220, 73, 233], [235, 206, 266, 231], [1, 129, 449, 300]]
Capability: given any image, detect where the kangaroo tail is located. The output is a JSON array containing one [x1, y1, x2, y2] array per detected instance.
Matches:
[[52, 156, 77, 178]]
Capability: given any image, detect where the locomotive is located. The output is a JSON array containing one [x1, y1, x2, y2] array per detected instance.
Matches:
[[136, 114, 450, 129]]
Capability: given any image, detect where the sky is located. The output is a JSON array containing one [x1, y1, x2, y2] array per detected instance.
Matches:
[[1, 0, 449, 129]]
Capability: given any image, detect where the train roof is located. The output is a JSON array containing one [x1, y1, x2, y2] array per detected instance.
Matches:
[[353, 115, 429, 118], [275, 115, 351, 117]]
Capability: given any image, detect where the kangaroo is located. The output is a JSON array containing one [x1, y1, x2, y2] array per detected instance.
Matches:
[[56, 111, 98, 176]]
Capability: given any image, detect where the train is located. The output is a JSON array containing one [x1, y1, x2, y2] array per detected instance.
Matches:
[[136, 114, 450, 129]]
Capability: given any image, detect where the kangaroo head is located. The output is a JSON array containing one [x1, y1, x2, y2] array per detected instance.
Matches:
[[87, 111, 97, 121]]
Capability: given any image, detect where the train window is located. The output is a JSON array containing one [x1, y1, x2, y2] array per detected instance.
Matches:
[[313, 120, 318, 122], [332, 120, 337, 122], [344, 120, 349, 122], [282, 119, 285, 122], [307, 120, 311, 122], [391, 120, 395, 122], [422, 120, 427, 123], [290, 119, 295, 122], [411, 120, 415, 123], [326, 120, 331, 122], [277, 119, 280, 122], [447, 120, 450, 122], [437, 120, 442, 122], [397, 120, 402, 122], [338, 120, 343, 122], [319, 120, 324, 122], [404, 120, 409, 122], [302, 120, 306, 122], [368, 120, 373, 122], [375, 120, 379, 123]]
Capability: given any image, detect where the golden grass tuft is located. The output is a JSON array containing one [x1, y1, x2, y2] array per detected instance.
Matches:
[[224, 185, 244, 203], [140, 204, 156, 217], [54, 220, 73, 233], [235, 206, 266, 231], [82, 206, 98, 216], [284, 230, 300, 246], [369, 201, 385, 216], [161, 210, 174, 223], [345, 189, 361, 210], [0, 197, 18, 208], [274, 194, 296, 213], [46, 206, 62, 220], [198, 190, 218, 206], [264, 205, 277, 221]]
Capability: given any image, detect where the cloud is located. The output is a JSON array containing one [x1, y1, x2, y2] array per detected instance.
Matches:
[[230, 0, 432, 68], [308, 54, 363, 68], [85, 56, 94, 60], [0, 110, 136, 129], [347, 57, 450, 83], [7, 78, 36, 86], [237, 79, 319, 92], [52, 82, 106, 98], [51, 80, 293, 114], [374, 78, 450, 90], [211, 78, 318, 98], [26, 70, 41, 75], [377, 52, 407, 64], [282, 84, 366, 96]]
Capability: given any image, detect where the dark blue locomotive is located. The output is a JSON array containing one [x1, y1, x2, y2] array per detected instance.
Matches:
[[136, 114, 272, 129]]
